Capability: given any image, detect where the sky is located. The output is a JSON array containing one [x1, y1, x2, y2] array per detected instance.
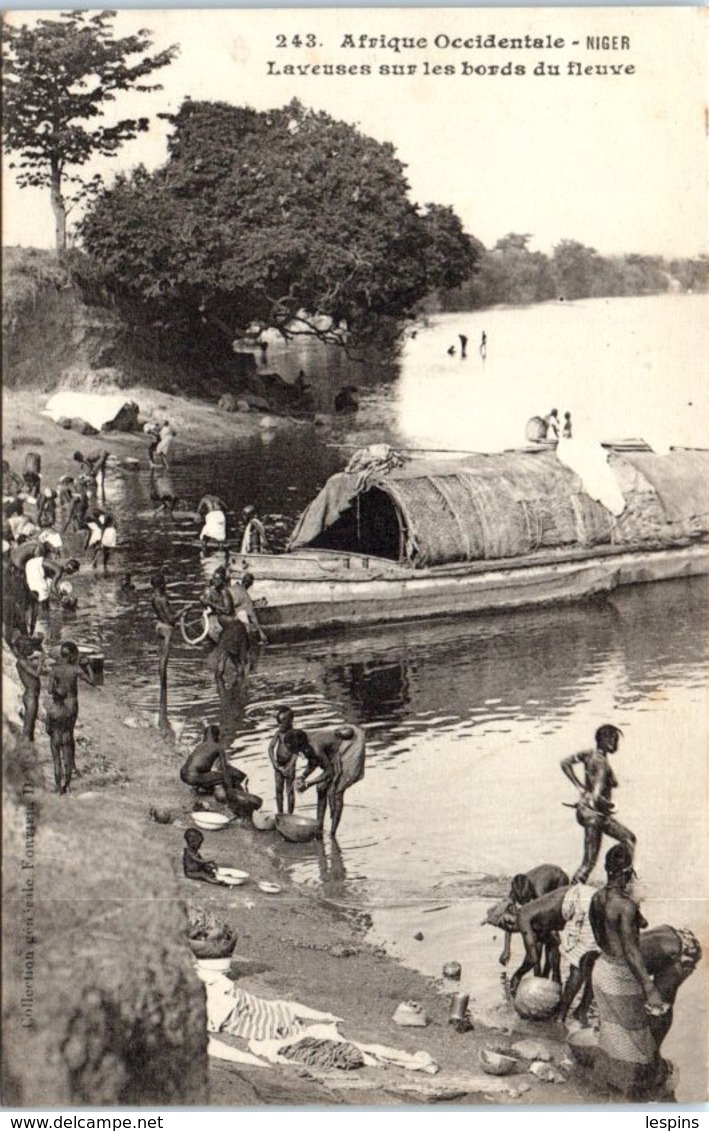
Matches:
[[2, 6, 708, 256]]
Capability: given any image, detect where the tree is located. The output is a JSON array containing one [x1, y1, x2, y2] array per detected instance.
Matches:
[[78, 99, 477, 361], [2, 11, 177, 250], [552, 239, 600, 300]]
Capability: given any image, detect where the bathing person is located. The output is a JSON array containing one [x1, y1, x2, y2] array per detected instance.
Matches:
[[563, 411, 573, 439], [22, 451, 42, 496], [25, 542, 62, 635], [480, 330, 487, 359], [155, 421, 176, 468], [459, 334, 468, 359], [45, 640, 96, 793], [14, 635, 44, 741], [240, 505, 268, 554], [183, 828, 221, 885], [90, 512, 117, 572], [231, 572, 268, 644], [150, 573, 178, 694], [198, 494, 228, 553], [117, 572, 137, 600], [37, 487, 58, 529], [287, 723, 367, 836], [268, 706, 298, 814], [62, 480, 90, 534], [57, 475, 75, 506], [74, 449, 109, 492], [589, 845, 667, 1096], [201, 565, 235, 638], [561, 724, 635, 883], [484, 863, 570, 968], [2, 460, 24, 494], [180, 723, 246, 792], [544, 409, 560, 440]]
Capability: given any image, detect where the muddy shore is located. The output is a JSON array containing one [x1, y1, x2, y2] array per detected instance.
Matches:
[[3, 384, 608, 1106]]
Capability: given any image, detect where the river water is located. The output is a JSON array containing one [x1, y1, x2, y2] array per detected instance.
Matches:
[[51, 294, 707, 1100]]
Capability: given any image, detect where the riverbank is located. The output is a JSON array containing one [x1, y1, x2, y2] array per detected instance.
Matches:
[[3, 645, 606, 1106], [2, 381, 602, 1105], [2, 386, 311, 480]]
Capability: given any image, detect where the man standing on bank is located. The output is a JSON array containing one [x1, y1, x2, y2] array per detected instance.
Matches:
[[561, 724, 636, 884]]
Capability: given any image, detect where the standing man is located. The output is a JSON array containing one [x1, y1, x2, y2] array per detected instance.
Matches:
[[240, 506, 268, 554], [231, 572, 268, 644], [150, 573, 178, 716], [561, 724, 636, 884], [46, 640, 96, 793]]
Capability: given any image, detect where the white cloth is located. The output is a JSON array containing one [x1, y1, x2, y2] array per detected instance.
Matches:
[[25, 556, 50, 601], [556, 438, 626, 516], [201, 510, 226, 542], [38, 529, 63, 552], [197, 970, 341, 1038], [87, 522, 102, 547], [101, 525, 117, 548]]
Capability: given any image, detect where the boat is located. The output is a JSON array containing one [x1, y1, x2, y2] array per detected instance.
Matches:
[[232, 447, 709, 639]]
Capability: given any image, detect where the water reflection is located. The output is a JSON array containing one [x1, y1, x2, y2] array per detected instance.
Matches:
[[36, 295, 707, 1100]]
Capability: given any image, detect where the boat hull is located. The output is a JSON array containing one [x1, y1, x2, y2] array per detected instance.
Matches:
[[236, 542, 709, 640]]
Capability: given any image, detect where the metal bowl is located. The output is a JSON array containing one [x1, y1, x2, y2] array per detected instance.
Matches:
[[252, 811, 277, 832], [275, 814, 322, 843], [191, 811, 232, 831], [258, 881, 282, 894], [480, 1048, 520, 1076]]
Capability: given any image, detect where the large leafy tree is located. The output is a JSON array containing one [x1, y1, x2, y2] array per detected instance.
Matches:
[[78, 99, 477, 358], [2, 10, 177, 250]]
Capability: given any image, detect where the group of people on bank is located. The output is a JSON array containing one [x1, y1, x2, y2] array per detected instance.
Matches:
[[487, 723, 700, 1098], [3, 448, 115, 792]]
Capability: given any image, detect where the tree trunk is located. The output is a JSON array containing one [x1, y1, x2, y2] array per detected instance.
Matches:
[[50, 160, 66, 251]]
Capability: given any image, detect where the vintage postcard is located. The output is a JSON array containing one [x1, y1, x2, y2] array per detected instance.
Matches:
[[2, 6, 707, 1111]]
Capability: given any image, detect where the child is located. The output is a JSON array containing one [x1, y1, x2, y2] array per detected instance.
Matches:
[[183, 828, 221, 885]]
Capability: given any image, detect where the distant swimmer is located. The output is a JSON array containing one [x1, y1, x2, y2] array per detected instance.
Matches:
[[447, 345, 456, 357], [480, 331, 487, 360], [563, 411, 573, 440], [459, 334, 468, 359]]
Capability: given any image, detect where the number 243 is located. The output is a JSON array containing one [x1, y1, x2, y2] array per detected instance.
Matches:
[[275, 34, 317, 47]]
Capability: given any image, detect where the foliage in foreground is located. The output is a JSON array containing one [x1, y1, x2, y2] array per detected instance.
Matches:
[[78, 99, 477, 361]]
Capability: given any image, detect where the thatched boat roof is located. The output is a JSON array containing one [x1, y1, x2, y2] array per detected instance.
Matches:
[[289, 448, 709, 568]]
